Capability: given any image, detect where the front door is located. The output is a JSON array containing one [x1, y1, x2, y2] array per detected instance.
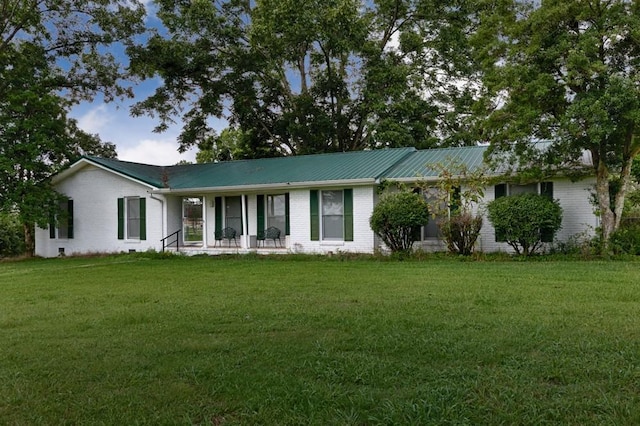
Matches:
[[183, 197, 203, 244], [225, 196, 242, 234]]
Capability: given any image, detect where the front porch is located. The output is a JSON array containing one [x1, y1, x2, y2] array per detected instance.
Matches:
[[164, 193, 290, 253], [164, 244, 290, 256]]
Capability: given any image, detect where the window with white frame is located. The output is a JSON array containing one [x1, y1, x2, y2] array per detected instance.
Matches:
[[413, 187, 458, 241], [310, 189, 353, 242], [267, 194, 286, 233], [127, 197, 141, 239], [321, 190, 344, 240], [494, 182, 554, 242], [117, 197, 146, 240], [49, 199, 74, 239]]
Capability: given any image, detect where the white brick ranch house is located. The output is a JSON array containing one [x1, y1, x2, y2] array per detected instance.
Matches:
[[35, 146, 598, 257]]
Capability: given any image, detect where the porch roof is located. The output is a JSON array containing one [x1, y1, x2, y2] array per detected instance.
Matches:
[[85, 147, 417, 190]]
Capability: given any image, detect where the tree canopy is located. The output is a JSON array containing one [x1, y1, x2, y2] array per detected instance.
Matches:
[[0, 0, 146, 255], [128, 0, 480, 158], [475, 0, 640, 248]]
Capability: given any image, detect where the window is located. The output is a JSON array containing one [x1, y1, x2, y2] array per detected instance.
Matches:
[[494, 182, 554, 242], [183, 197, 203, 243], [117, 197, 146, 240], [49, 199, 74, 239], [310, 189, 353, 241], [267, 194, 287, 233], [322, 190, 343, 239], [127, 198, 141, 239], [421, 189, 445, 240], [413, 187, 459, 241], [256, 194, 290, 239], [495, 183, 551, 198]]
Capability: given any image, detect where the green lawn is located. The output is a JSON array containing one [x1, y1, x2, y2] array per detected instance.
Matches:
[[1, 254, 640, 424]]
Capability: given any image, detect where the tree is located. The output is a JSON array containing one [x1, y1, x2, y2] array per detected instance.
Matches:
[[0, 210, 25, 257], [0, 1, 144, 255], [487, 193, 563, 256], [422, 160, 487, 255], [196, 128, 247, 163], [369, 191, 430, 254], [475, 0, 640, 251], [128, 0, 480, 158]]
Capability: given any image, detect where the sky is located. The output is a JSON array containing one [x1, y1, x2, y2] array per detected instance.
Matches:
[[69, 1, 204, 166], [70, 84, 199, 166]]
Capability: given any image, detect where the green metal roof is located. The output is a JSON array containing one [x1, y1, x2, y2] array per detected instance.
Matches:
[[85, 157, 167, 187], [383, 145, 489, 179], [86, 147, 418, 190]]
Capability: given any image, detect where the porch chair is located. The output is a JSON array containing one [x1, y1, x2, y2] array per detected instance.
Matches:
[[214, 227, 238, 247], [257, 226, 282, 248]]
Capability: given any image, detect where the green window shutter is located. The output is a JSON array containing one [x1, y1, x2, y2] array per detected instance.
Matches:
[[285, 193, 290, 235], [310, 190, 319, 241], [215, 197, 222, 234], [67, 199, 74, 239], [540, 182, 554, 242], [344, 189, 353, 241], [411, 226, 422, 242], [139, 198, 146, 240], [49, 216, 56, 239], [541, 182, 553, 199], [494, 185, 506, 242], [257, 195, 265, 233], [243, 195, 247, 235], [117, 198, 124, 240]]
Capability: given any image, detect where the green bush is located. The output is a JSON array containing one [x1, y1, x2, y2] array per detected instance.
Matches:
[[370, 191, 430, 253], [439, 212, 483, 256], [487, 193, 563, 256], [0, 212, 25, 257], [610, 219, 640, 255]]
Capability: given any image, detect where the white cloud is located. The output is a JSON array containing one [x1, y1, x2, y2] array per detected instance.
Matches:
[[118, 139, 197, 165], [76, 105, 112, 134]]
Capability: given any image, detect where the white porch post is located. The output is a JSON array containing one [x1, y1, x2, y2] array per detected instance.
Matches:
[[202, 195, 208, 247], [241, 194, 248, 248]]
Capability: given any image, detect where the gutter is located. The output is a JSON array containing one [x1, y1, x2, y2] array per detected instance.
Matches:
[[150, 178, 377, 195]]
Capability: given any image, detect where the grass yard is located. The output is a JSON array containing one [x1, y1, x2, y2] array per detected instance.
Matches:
[[1, 254, 640, 424]]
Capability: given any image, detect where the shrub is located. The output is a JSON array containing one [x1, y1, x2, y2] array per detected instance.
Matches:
[[439, 212, 483, 256], [422, 159, 488, 256], [370, 191, 430, 253], [0, 212, 25, 257], [610, 219, 640, 255], [487, 193, 562, 256]]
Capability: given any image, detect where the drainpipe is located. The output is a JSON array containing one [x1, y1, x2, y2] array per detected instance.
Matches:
[[149, 192, 166, 241]]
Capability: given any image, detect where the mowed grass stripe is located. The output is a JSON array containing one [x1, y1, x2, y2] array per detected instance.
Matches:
[[1, 255, 639, 424]]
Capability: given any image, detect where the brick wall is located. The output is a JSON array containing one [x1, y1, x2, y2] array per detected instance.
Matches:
[[35, 165, 164, 257]]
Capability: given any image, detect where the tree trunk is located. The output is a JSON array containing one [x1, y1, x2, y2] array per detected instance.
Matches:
[[595, 160, 615, 252], [614, 147, 636, 232], [23, 222, 35, 257]]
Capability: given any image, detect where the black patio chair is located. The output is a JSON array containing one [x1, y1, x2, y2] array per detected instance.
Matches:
[[214, 227, 237, 247], [258, 226, 282, 248]]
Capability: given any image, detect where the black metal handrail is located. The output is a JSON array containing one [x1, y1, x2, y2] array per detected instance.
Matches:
[[161, 229, 181, 252]]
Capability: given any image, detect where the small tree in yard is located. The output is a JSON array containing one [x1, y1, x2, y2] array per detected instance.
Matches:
[[424, 160, 486, 255], [370, 191, 430, 254], [487, 193, 563, 256], [438, 213, 483, 256]]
